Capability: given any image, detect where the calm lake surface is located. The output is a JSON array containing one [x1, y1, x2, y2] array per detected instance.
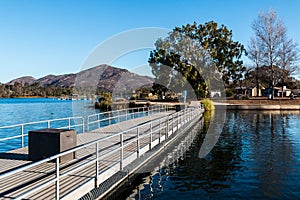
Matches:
[[0, 98, 98, 126], [112, 110, 300, 199], [2, 100, 300, 199], [0, 98, 99, 152]]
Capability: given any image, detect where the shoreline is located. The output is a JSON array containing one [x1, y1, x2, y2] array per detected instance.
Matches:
[[0, 96, 57, 99], [214, 99, 300, 110], [219, 104, 300, 110]]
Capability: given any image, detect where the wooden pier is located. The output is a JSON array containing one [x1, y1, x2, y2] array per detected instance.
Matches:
[[0, 107, 203, 200]]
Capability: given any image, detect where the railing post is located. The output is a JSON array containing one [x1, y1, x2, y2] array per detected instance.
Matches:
[[82, 118, 85, 133], [87, 116, 90, 132], [179, 111, 181, 127], [21, 124, 24, 148], [187, 109, 189, 122], [185, 109, 187, 124], [137, 127, 140, 158], [98, 114, 100, 129], [172, 114, 174, 135], [68, 118, 71, 130], [166, 115, 169, 138], [95, 142, 99, 187], [47, 120, 50, 128], [177, 112, 179, 131], [109, 112, 111, 125], [159, 119, 161, 144], [149, 122, 153, 149], [120, 133, 123, 170], [96, 114, 99, 129], [56, 157, 60, 200]]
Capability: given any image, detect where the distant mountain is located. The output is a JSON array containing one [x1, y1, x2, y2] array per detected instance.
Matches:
[[7, 76, 36, 85], [6, 65, 153, 92], [36, 74, 76, 87], [75, 65, 153, 92]]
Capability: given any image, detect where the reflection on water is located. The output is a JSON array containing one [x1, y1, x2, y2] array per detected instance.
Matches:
[[122, 110, 300, 199]]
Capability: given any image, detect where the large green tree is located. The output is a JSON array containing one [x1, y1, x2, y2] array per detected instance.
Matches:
[[149, 21, 247, 99]]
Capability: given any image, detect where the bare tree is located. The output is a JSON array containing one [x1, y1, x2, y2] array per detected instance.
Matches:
[[249, 9, 299, 98], [279, 34, 299, 75], [248, 37, 263, 96]]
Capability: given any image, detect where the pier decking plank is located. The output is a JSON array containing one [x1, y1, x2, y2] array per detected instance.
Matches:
[[0, 112, 172, 199]]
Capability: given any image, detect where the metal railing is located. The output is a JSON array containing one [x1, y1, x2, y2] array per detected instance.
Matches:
[[0, 106, 203, 200], [0, 117, 84, 149], [86, 105, 171, 131], [0, 105, 172, 152]]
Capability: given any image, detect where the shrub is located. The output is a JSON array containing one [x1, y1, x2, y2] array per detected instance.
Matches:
[[95, 92, 112, 111], [201, 99, 215, 111], [226, 89, 235, 97]]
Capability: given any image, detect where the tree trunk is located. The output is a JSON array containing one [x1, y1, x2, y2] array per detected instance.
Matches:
[[256, 65, 259, 96], [271, 67, 275, 99]]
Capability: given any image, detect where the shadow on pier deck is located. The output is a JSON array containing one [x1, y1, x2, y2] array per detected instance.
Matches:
[[0, 107, 203, 200]]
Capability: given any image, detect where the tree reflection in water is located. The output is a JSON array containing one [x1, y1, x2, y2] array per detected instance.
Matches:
[[110, 110, 300, 200]]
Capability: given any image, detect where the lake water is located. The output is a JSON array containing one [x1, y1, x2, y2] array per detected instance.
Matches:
[[109, 110, 300, 199], [0, 98, 98, 126], [0, 98, 100, 152], [0, 98, 150, 153], [2, 100, 300, 199]]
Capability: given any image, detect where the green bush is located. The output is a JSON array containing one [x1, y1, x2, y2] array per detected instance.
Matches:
[[95, 92, 112, 111], [95, 101, 111, 111], [201, 99, 215, 111], [226, 89, 235, 97]]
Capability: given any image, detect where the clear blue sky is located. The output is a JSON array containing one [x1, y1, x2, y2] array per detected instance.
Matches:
[[0, 0, 299, 83]]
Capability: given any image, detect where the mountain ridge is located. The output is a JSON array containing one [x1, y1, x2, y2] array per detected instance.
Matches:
[[6, 65, 153, 92]]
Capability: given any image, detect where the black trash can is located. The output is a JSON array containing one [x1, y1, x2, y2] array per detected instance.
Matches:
[[28, 128, 77, 162], [175, 105, 180, 112]]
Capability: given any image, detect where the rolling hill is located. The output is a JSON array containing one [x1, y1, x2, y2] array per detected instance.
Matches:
[[7, 65, 154, 92]]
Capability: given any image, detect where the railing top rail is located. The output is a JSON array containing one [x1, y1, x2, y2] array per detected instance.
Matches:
[[0, 107, 201, 180], [0, 105, 163, 129], [87, 105, 160, 119], [0, 116, 84, 129]]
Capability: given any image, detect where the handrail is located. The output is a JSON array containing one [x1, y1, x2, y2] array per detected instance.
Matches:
[[0, 105, 169, 151], [86, 105, 169, 131], [86, 107, 148, 130], [0, 107, 198, 177], [0, 116, 84, 129], [0, 108, 194, 180], [0, 116, 84, 149], [0, 105, 203, 199]]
